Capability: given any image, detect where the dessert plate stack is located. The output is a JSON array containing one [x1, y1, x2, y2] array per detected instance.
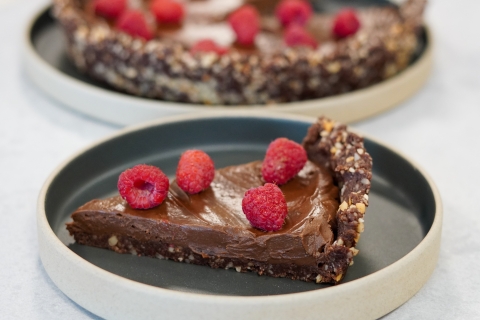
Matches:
[[33, 1, 440, 318]]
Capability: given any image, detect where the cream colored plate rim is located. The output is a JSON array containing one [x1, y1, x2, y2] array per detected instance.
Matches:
[[37, 112, 442, 320], [23, 6, 433, 126]]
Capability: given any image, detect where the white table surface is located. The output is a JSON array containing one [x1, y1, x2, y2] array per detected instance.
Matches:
[[1, 0, 479, 318]]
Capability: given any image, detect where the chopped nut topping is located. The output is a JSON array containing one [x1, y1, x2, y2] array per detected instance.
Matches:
[[327, 62, 341, 73], [339, 201, 348, 210], [322, 120, 334, 133], [108, 235, 118, 246], [349, 247, 359, 256], [356, 203, 366, 214], [354, 234, 361, 242], [357, 222, 365, 233]]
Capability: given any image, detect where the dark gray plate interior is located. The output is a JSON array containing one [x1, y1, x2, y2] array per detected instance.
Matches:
[[30, 2, 427, 103], [45, 116, 437, 296]]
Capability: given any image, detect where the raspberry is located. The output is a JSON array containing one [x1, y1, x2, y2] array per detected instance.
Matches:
[[284, 24, 318, 49], [242, 183, 288, 231], [116, 10, 153, 40], [228, 5, 260, 46], [275, 0, 312, 27], [93, 0, 126, 19], [332, 8, 361, 38], [190, 39, 228, 55], [176, 150, 215, 194], [261, 137, 308, 185], [117, 164, 169, 209], [150, 0, 185, 24]]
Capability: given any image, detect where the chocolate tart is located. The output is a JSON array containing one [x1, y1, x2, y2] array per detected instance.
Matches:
[[66, 117, 372, 284], [52, 0, 427, 105]]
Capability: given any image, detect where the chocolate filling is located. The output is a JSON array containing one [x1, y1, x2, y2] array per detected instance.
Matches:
[[68, 161, 339, 265]]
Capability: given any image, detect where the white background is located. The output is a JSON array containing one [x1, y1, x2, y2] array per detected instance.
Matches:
[[1, 0, 479, 318]]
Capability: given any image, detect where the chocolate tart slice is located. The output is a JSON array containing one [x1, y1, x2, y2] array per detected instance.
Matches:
[[67, 117, 372, 284], [52, 0, 427, 105]]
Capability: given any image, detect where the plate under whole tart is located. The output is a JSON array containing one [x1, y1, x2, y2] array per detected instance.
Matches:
[[38, 112, 442, 319], [23, 1, 433, 126]]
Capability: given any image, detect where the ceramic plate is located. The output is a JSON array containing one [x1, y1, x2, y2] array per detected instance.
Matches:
[[23, 4, 433, 126], [38, 112, 442, 319]]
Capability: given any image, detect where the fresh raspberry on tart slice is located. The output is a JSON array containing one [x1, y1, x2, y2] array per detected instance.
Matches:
[[150, 0, 185, 25], [190, 39, 229, 55], [93, 0, 126, 20], [332, 8, 361, 38], [275, 0, 313, 27], [117, 164, 169, 209], [176, 150, 215, 194], [262, 137, 308, 184], [228, 5, 260, 46], [116, 10, 154, 40], [242, 183, 288, 232]]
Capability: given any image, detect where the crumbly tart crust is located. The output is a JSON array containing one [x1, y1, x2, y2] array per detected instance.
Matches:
[[303, 116, 373, 282], [66, 117, 372, 284], [52, 0, 427, 105]]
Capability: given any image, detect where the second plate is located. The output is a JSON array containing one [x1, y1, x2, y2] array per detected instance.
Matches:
[[24, 6, 433, 126]]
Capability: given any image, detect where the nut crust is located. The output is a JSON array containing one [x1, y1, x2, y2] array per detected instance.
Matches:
[[303, 116, 373, 282]]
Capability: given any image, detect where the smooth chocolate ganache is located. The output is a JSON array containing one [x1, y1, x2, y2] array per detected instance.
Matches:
[[66, 117, 373, 284], [69, 161, 338, 265]]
